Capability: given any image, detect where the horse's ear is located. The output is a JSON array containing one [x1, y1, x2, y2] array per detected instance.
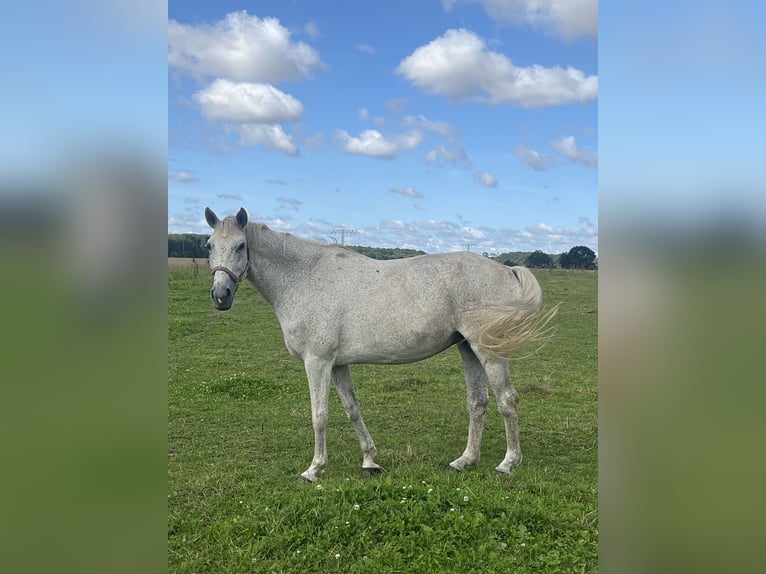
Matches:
[[204, 207, 219, 228], [235, 207, 248, 229]]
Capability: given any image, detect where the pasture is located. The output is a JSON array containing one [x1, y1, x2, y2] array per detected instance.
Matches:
[[168, 264, 597, 573]]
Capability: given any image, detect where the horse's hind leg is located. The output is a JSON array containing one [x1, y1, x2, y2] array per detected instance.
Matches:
[[332, 365, 380, 474], [475, 348, 522, 474], [449, 341, 489, 471]]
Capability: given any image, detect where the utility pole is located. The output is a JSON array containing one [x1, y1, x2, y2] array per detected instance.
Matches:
[[331, 228, 357, 246], [464, 242, 474, 252]]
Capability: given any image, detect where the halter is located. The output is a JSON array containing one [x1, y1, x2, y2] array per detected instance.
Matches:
[[210, 247, 250, 283], [211, 263, 249, 283]]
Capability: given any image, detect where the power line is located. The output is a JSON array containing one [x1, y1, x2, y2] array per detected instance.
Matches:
[[330, 228, 357, 246]]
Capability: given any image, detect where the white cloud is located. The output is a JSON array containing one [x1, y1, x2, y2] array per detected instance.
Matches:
[[402, 114, 458, 139], [513, 144, 556, 171], [474, 170, 499, 187], [168, 11, 325, 82], [303, 133, 326, 149], [443, 0, 597, 40], [304, 22, 320, 40], [194, 79, 305, 123], [335, 129, 423, 159], [217, 193, 244, 201], [551, 135, 598, 168], [236, 124, 299, 156], [355, 43, 376, 54], [168, 170, 198, 183], [389, 187, 424, 199], [424, 143, 471, 168], [396, 28, 597, 107], [462, 226, 486, 239], [358, 107, 385, 126]]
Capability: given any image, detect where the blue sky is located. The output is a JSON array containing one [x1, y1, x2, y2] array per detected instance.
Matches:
[[168, 0, 597, 254]]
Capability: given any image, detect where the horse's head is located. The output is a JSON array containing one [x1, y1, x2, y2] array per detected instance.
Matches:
[[204, 207, 250, 311]]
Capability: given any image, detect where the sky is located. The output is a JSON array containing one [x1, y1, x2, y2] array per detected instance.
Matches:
[[168, 0, 598, 255]]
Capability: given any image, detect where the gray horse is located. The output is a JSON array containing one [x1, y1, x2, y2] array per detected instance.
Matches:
[[205, 207, 554, 482]]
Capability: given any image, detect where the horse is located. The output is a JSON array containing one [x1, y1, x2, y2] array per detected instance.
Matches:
[[204, 207, 555, 482]]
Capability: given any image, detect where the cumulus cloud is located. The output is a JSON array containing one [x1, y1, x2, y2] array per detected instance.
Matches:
[[168, 11, 325, 82], [513, 144, 556, 171], [474, 171, 499, 187], [396, 28, 597, 107], [335, 129, 423, 159], [236, 124, 299, 156], [217, 193, 244, 201], [168, 170, 198, 183], [194, 79, 305, 123], [551, 135, 598, 168], [443, 0, 597, 40], [389, 187, 424, 199]]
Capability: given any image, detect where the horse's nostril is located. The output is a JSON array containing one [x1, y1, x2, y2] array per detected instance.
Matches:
[[226, 287, 231, 297]]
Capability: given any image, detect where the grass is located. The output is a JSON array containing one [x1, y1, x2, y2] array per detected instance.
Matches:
[[168, 267, 597, 573]]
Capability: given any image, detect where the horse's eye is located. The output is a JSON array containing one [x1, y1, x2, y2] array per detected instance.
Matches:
[[236, 242, 246, 252], [205, 243, 211, 250]]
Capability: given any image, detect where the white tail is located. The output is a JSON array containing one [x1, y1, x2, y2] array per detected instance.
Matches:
[[478, 267, 558, 358]]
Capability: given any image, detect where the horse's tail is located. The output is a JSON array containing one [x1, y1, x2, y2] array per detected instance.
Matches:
[[477, 266, 558, 358]]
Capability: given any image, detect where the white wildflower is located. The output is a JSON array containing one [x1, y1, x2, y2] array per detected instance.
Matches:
[[463, 496, 469, 502], [353, 503, 360, 510]]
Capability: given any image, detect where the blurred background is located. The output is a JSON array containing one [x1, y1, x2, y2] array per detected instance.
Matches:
[[1, 1, 764, 573], [0, 2, 166, 573], [600, 1, 766, 573]]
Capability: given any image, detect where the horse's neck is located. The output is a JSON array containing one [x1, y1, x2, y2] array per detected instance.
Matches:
[[246, 223, 321, 305]]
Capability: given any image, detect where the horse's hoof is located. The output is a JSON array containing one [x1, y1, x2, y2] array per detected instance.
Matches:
[[297, 473, 316, 483], [446, 464, 461, 472], [361, 466, 382, 477]]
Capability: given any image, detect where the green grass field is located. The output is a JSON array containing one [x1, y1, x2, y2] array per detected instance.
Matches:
[[168, 266, 597, 573]]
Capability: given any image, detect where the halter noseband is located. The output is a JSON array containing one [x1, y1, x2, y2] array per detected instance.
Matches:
[[210, 247, 250, 284], [211, 264, 249, 283]]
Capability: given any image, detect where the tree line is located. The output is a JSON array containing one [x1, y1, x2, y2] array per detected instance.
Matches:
[[495, 245, 597, 270], [168, 234, 596, 269]]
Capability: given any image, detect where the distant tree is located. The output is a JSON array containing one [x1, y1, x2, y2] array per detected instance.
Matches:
[[525, 250, 553, 268], [560, 245, 597, 269], [346, 246, 426, 260], [168, 234, 210, 258], [496, 251, 530, 267]]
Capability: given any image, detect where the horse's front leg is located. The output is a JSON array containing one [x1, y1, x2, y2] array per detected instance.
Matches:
[[300, 355, 333, 482]]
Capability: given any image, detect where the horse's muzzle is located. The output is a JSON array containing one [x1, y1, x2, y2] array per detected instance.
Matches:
[[211, 285, 235, 310]]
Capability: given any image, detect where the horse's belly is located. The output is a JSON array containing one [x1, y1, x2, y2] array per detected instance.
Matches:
[[336, 328, 461, 365]]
